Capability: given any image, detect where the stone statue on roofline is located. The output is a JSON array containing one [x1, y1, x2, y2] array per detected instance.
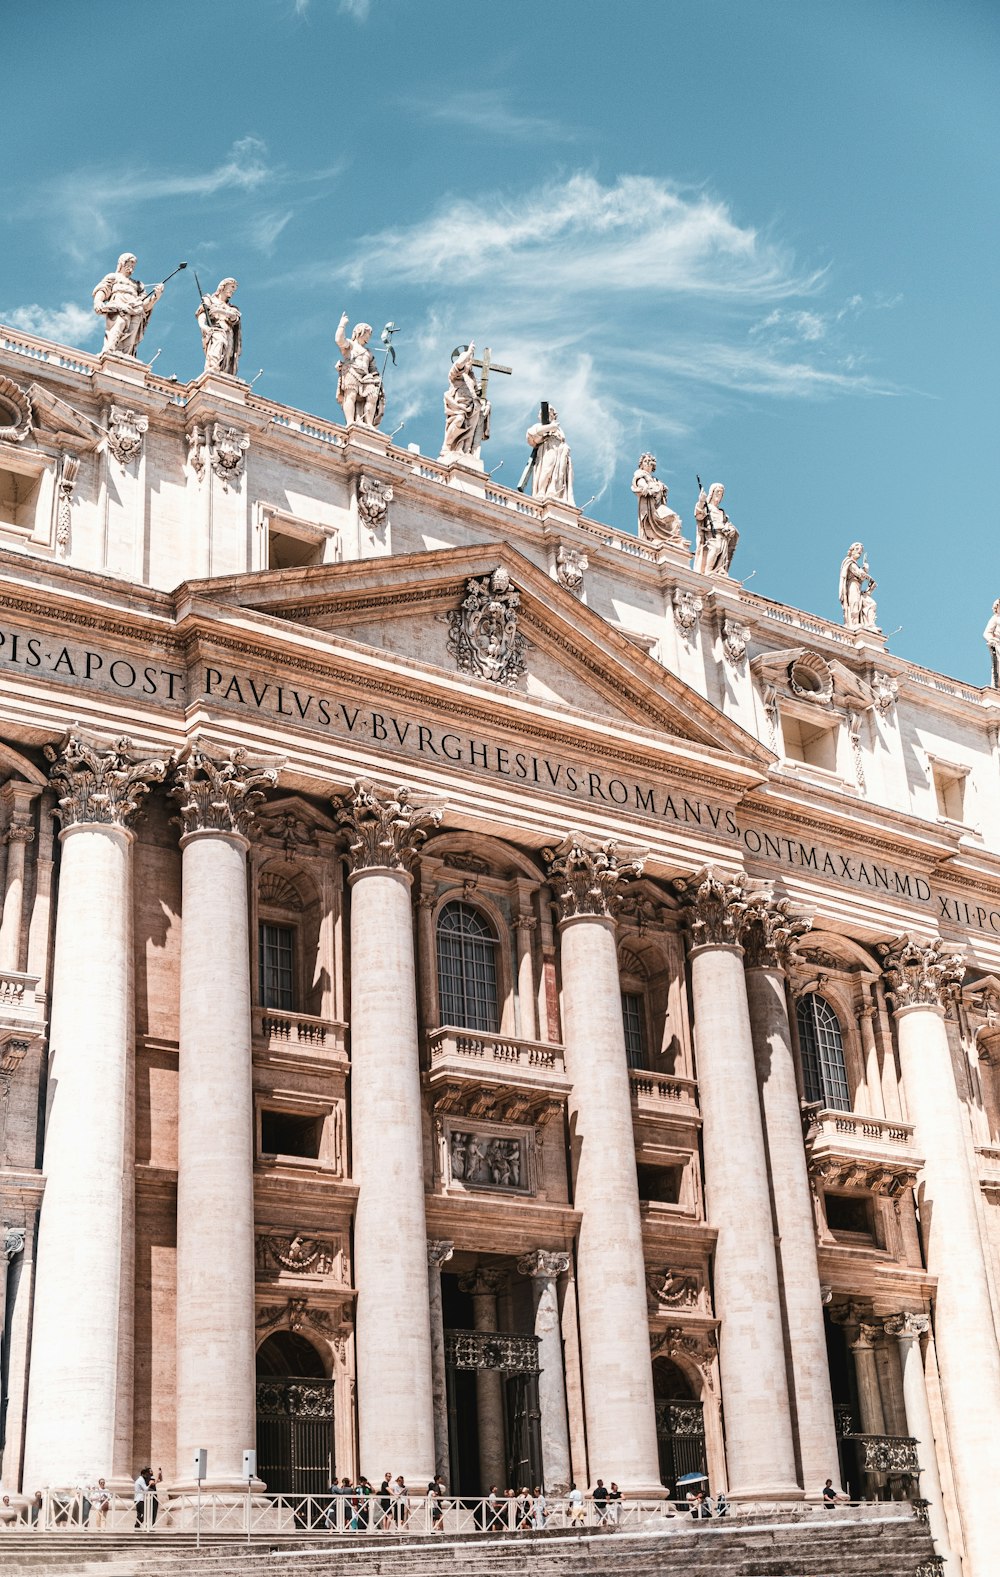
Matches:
[[839, 542, 880, 633], [524, 405, 574, 504], [92, 253, 163, 357], [334, 313, 385, 427], [441, 342, 489, 461], [632, 453, 682, 543], [197, 277, 242, 377], [985, 599, 1000, 688], [694, 481, 738, 575]]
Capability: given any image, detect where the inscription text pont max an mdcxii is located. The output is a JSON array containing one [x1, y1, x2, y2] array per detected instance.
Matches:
[[0, 619, 996, 936]]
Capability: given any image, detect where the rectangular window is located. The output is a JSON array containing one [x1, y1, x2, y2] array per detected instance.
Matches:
[[932, 765, 966, 823], [621, 992, 648, 1070], [636, 1164, 683, 1205], [781, 712, 839, 773], [259, 922, 295, 1011], [260, 1109, 321, 1158], [824, 1192, 874, 1239]]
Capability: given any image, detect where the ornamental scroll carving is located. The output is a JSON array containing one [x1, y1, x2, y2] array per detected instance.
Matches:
[[672, 588, 703, 639], [107, 405, 148, 468], [171, 747, 279, 839], [517, 1249, 570, 1280], [44, 733, 169, 830], [332, 780, 442, 873], [256, 1297, 344, 1339], [650, 1324, 718, 1380], [358, 475, 393, 533], [3, 1227, 26, 1260], [878, 935, 965, 1011], [884, 1312, 930, 1341], [209, 422, 250, 489], [542, 834, 645, 920], [740, 892, 811, 970], [447, 566, 527, 687], [0, 377, 33, 444], [445, 1329, 539, 1373]]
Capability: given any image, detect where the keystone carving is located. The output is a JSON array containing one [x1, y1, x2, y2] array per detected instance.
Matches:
[[44, 733, 169, 830], [332, 780, 442, 873], [878, 935, 965, 1012], [171, 747, 279, 840], [650, 1324, 717, 1376], [517, 1249, 570, 1280], [107, 405, 148, 468], [740, 893, 811, 970], [542, 834, 645, 920], [447, 566, 527, 687]]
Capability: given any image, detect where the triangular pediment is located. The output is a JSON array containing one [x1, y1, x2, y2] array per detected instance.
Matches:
[[185, 543, 772, 766]]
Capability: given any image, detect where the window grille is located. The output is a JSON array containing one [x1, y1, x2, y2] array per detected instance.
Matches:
[[621, 991, 648, 1070], [796, 993, 850, 1111], [259, 922, 295, 1012], [436, 901, 500, 1032]]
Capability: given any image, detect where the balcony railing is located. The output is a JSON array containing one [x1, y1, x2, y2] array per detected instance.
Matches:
[[628, 1069, 700, 1119], [253, 1008, 346, 1057], [811, 1110, 914, 1148], [428, 1027, 566, 1076], [846, 1433, 920, 1475]]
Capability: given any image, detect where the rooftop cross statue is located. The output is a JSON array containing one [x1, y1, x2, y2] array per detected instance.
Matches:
[[440, 343, 512, 467]]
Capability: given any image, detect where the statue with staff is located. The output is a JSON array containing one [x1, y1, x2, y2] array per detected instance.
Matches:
[[984, 599, 1000, 688], [334, 312, 396, 427], [440, 342, 512, 466], [92, 252, 186, 357]]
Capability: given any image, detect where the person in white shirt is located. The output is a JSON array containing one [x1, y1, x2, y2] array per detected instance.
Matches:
[[567, 1483, 585, 1524]]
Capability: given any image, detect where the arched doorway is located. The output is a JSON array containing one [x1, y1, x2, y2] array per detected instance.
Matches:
[[652, 1356, 706, 1490], [256, 1330, 334, 1494]]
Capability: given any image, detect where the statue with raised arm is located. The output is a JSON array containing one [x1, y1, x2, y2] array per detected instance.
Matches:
[[632, 453, 682, 543], [92, 252, 162, 357], [985, 599, 1000, 688], [525, 406, 574, 504], [197, 277, 242, 377], [839, 542, 880, 631], [694, 482, 738, 575], [441, 342, 489, 460], [334, 312, 385, 427]]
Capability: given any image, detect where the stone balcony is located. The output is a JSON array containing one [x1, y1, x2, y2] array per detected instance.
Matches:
[[807, 1108, 922, 1196], [426, 1027, 571, 1124], [628, 1068, 700, 1123], [251, 1007, 347, 1065], [0, 970, 45, 1068]]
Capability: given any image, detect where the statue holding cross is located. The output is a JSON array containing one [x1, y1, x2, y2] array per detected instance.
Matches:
[[439, 342, 511, 468]]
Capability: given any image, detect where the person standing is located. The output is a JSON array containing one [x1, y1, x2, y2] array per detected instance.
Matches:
[[567, 1482, 585, 1525], [607, 1481, 622, 1526], [89, 1478, 111, 1529], [133, 1467, 150, 1529], [378, 1472, 392, 1530], [592, 1478, 609, 1524]]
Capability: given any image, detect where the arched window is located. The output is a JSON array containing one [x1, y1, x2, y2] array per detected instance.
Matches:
[[436, 901, 500, 1033], [796, 993, 850, 1111]]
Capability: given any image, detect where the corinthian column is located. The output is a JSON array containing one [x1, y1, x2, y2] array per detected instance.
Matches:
[[675, 869, 800, 1498], [881, 937, 1000, 1577], [172, 747, 278, 1490], [427, 1241, 454, 1483], [741, 896, 842, 1496], [884, 1313, 952, 1565], [542, 835, 660, 1491], [333, 781, 441, 1483], [460, 1268, 508, 1491], [518, 1250, 572, 1493], [23, 734, 168, 1487]]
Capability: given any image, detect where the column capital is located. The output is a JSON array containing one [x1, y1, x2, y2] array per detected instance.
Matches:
[[884, 1312, 930, 1342], [333, 780, 442, 875], [4, 823, 34, 846], [740, 892, 811, 970], [878, 935, 965, 1012], [458, 1267, 508, 1297], [44, 732, 169, 832], [851, 1321, 883, 1351], [673, 864, 758, 950], [427, 1240, 454, 1270], [541, 833, 645, 921], [517, 1249, 570, 1280], [171, 746, 279, 842], [3, 1226, 26, 1260]]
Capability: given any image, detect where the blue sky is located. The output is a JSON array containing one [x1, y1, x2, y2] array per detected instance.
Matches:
[[4, 0, 997, 684]]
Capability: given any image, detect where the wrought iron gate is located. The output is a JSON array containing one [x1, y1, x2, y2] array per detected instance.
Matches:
[[655, 1399, 706, 1488], [445, 1329, 541, 1492], [256, 1376, 334, 1495]]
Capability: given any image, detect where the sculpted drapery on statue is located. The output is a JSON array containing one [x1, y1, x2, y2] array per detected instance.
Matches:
[[984, 598, 1000, 688], [334, 313, 386, 427], [44, 731, 169, 827], [541, 833, 645, 919], [694, 483, 738, 575], [92, 253, 162, 357], [441, 342, 489, 460], [632, 453, 682, 542], [878, 935, 965, 1011], [170, 745, 280, 840], [332, 780, 442, 872], [526, 407, 574, 504], [839, 542, 880, 632], [197, 277, 242, 377]]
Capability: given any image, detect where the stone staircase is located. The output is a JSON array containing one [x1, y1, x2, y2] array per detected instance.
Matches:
[[0, 1511, 938, 1577]]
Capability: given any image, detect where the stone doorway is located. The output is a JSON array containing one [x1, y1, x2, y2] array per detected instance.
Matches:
[[444, 1329, 542, 1494], [653, 1357, 706, 1490], [256, 1330, 334, 1495]]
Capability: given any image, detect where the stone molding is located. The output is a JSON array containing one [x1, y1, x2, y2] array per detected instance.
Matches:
[[171, 746, 279, 840], [332, 779, 442, 873], [879, 935, 966, 1012], [256, 1297, 347, 1341], [809, 1154, 918, 1198], [541, 833, 645, 920], [44, 732, 169, 831], [517, 1249, 570, 1280]]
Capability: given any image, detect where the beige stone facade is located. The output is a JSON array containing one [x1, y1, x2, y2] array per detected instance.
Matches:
[[1, 325, 999, 1572]]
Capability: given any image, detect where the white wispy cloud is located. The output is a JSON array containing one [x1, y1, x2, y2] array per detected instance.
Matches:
[[1, 301, 100, 345], [339, 0, 371, 19], [410, 89, 577, 143], [248, 209, 295, 255]]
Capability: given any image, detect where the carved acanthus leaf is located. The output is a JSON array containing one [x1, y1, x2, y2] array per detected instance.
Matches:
[[44, 733, 169, 830], [542, 834, 645, 920], [332, 780, 442, 873], [878, 935, 965, 1011], [171, 747, 279, 839], [517, 1249, 570, 1280], [673, 865, 760, 950], [740, 893, 812, 970]]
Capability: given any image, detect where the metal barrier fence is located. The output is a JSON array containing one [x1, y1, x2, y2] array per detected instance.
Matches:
[[0, 1489, 919, 1536]]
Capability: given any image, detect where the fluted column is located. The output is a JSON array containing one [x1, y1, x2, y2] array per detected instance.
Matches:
[[880, 937, 1000, 1577], [427, 1241, 454, 1484], [515, 915, 538, 1041], [333, 781, 440, 1482], [884, 1313, 952, 1565], [543, 835, 660, 1491], [0, 822, 34, 973], [172, 747, 278, 1490], [518, 1250, 572, 1493], [460, 1268, 508, 1490], [675, 868, 800, 1499], [742, 896, 842, 1496], [23, 734, 167, 1486]]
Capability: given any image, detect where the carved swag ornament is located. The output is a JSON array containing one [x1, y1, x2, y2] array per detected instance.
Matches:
[[332, 779, 442, 873], [45, 733, 169, 829], [447, 566, 527, 687], [542, 834, 645, 920]]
